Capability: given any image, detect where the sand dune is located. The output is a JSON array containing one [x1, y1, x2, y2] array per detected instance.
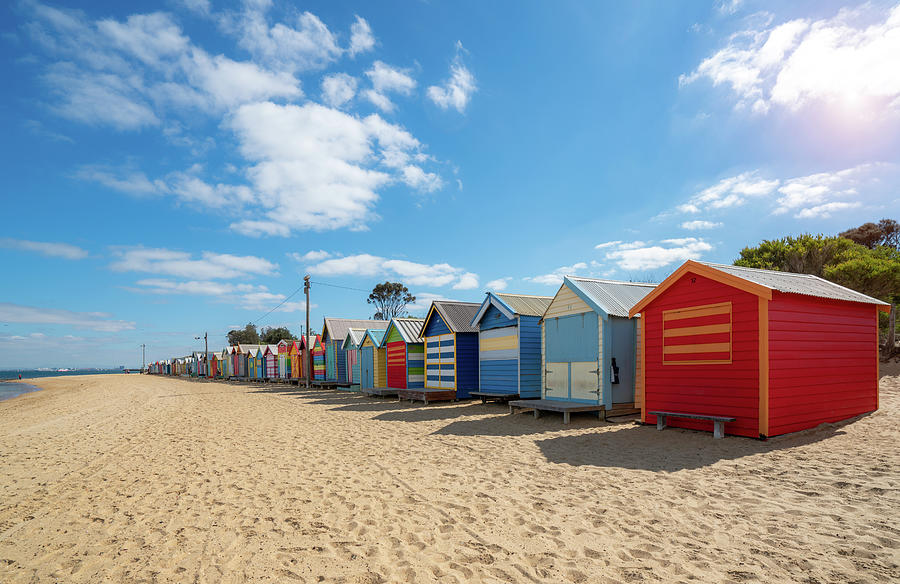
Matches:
[[0, 371, 898, 583]]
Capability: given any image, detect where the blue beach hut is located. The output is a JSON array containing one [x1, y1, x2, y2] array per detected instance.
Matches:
[[399, 300, 480, 403], [359, 328, 386, 391], [514, 277, 654, 422], [322, 318, 388, 384], [470, 292, 553, 400]]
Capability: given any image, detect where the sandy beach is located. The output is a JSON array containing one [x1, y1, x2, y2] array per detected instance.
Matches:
[[0, 372, 898, 583]]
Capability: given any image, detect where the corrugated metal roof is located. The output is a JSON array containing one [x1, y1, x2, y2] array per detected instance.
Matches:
[[343, 328, 367, 349], [238, 344, 262, 354], [566, 277, 658, 317], [365, 329, 386, 345], [389, 317, 424, 344], [432, 301, 481, 333], [495, 293, 553, 317], [323, 318, 389, 342], [699, 262, 890, 306]]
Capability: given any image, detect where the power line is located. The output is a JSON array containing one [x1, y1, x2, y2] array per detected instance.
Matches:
[[309, 280, 370, 293], [251, 283, 305, 326]]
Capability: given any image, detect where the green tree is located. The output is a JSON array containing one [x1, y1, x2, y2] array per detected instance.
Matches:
[[736, 234, 900, 356], [735, 234, 857, 277], [260, 326, 296, 344], [367, 282, 415, 320], [840, 218, 899, 249], [227, 323, 259, 346]]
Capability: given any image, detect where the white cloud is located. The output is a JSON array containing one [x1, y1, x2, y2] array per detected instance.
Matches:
[[308, 254, 477, 289], [43, 63, 159, 130], [76, 166, 168, 196], [179, 0, 210, 16], [716, 0, 744, 16], [452, 272, 479, 290], [681, 4, 900, 116], [348, 16, 375, 57], [239, 291, 305, 313], [401, 165, 443, 193], [485, 277, 511, 291], [680, 220, 723, 230], [225, 102, 439, 235], [427, 41, 477, 113], [110, 247, 278, 279], [290, 250, 332, 262], [773, 163, 890, 218], [795, 201, 861, 219], [594, 240, 622, 249], [0, 238, 88, 260], [133, 278, 304, 313], [182, 49, 302, 109], [230, 6, 342, 73], [26, 2, 306, 127], [604, 239, 712, 271], [364, 61, 416, 113], [526, 262, 588, 286], [321, 73, 357, 107], [0, 303, 134, 332], [678, 163, 898, 220], [97, 12, 190, 67], [679, 172, 780, 213], [406, 292, 455, 314]]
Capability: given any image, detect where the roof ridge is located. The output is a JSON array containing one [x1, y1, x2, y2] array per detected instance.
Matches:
[[699, 261, 820, 278], [495, 292, 554, 299], [567, 276, 657, 287]]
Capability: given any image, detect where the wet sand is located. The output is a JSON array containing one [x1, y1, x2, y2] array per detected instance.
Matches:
[[0, 371, 898, 583]]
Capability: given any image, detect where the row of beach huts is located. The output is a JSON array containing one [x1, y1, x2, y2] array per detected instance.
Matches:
[[148, 260, 889, 439]]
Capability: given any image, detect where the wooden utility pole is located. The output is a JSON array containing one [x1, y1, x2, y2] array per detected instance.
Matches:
[[304, 274, 311, 388]]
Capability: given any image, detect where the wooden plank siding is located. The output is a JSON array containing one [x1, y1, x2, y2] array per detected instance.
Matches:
[[311, 336, 325, 380], [767, 292, 878, 436], [642, 273, 760, 437], [478, 314, 519, 393], [544, 285, 592, 319], [518, 315, 543, 398], [374, 346, 387, 388]]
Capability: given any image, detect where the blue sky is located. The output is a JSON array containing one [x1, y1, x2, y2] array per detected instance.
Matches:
[[2, 0, 899, 368]]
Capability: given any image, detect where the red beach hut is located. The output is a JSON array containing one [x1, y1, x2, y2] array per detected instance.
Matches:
[[628, 260, 889, 439]]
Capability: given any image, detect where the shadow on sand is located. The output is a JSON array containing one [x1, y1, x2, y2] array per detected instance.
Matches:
[[373, 401, 481, 423], [431, 408, 630, 437], [534, 415, 869, 471]]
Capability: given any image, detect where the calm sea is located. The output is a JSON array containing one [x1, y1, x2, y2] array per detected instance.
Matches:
[[0, 369, 129, 381], [0, 382, 44, 402], [0, 370, 134, 401]]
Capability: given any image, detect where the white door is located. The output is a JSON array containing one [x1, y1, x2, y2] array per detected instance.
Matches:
[[570, 361, 600, 402], [545, 362, 568, 398]]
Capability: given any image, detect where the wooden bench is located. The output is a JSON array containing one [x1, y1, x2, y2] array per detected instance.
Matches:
[[509, 399, 605, 424], [649, 411, 736, 439]]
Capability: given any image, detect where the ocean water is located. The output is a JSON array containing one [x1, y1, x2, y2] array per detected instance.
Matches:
[[0, 369, 129, 381], [0, 382, 44, 402]]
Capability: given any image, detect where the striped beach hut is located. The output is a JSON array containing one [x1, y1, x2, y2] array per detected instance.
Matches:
[[310, 335, 326, 380], [342, 328, 367, 389], [402, 301, 480, 403], [322, 319, 389, 384], [382, 318, 425, 391], [263, 344, 278, 379], [628, 260, 888, 438], [277, 340, 290, 379], [360, 328, 387, 392], [471, 292, 553, 399], [290, 339, 303, 380], [522, 277, 654, 422]]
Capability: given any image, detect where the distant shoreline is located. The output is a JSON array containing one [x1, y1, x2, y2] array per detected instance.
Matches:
[[0, 369, 132, 381]]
